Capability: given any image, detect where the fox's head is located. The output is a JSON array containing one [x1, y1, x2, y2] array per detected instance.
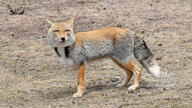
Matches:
[[46, 17, 75, 47]]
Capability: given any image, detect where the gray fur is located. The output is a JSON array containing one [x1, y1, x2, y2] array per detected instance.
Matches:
[[112, 34, 134, 63], [83, 39, 113, 60], [133, 36, 155, 69], [66, 33, 135, 66]]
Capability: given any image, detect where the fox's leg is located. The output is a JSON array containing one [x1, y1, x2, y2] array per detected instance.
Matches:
[[73, 64, 86, 98], [111, 58, 133, 88], [123, 61, 142, 91]]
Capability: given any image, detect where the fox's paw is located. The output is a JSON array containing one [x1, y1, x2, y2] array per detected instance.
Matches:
[[128, 85, 139, 91], [116, 83, 126, 88], [72, 92, 83, 98]]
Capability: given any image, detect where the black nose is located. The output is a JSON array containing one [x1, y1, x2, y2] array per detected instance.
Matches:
[[61, 37, 65, 41]]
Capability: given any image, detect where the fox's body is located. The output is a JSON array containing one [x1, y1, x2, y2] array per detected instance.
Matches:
[[46, 18, 161, 98], [55, 27, 134, 66]]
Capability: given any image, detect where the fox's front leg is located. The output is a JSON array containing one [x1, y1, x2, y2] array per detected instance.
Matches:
[[126, 63, 141, 91], [73, 64, 86, 98]]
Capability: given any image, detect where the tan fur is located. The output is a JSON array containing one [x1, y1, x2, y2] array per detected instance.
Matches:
[[75, 27, 128, 45], [73, 64, 86, 97]]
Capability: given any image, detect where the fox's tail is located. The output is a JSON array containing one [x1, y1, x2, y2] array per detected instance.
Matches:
[[134, 36, 161, 77]]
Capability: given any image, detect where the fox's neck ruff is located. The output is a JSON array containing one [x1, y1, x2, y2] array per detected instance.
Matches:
[[54, 47, 61, 57], [54, 46, 71, 58], [64, 46, 71, 58]]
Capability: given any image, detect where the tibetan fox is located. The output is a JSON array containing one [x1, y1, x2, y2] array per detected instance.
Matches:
[[45, 17, 161, 98]]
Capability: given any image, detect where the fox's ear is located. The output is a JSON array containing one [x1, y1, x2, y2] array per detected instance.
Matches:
[[46, 19, 53, 28], [66, 17, 74, 28]]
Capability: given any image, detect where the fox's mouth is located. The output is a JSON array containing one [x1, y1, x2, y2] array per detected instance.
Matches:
[[59, 40, 65, 43]]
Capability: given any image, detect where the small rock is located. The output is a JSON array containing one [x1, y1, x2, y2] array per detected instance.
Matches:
[[11, 34, 14, 37], [128, 90, 134, 93], [156, 57, 162, 60], [72, 101, 75, 104], [117, 24, 122, 28], [103, 8, 106, 10], [96, 7, 100, 11], [148, 18, 153, 20], [57, 7, 60, 11], [158, 43, 163, 46], [111, 77, 119, 82], [39, 36, 46, 38], [163, 88, 166, 91], [7, 4, 25, 15], [27, 0, 31, 5]]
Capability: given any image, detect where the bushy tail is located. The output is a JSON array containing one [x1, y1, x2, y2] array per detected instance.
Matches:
[[134, 36, 160, 77]]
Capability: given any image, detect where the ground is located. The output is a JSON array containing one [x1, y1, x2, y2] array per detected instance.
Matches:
[[0, 0, 192, 108]]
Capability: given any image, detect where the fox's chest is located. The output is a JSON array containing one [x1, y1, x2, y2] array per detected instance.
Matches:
[[54, 46, 75, 66]]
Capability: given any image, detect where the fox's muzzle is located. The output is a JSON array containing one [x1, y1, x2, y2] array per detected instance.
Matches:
[[60, 37, 66, 42]]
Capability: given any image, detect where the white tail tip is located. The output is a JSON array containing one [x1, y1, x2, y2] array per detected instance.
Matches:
[[149, 65, 161, 78]]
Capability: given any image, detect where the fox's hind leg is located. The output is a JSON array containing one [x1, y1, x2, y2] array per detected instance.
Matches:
[[111, 58, 133, 88], [111, 58, 141, 90]]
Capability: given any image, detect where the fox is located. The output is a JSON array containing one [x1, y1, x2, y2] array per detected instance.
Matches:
[[45, 17, 161, 98]]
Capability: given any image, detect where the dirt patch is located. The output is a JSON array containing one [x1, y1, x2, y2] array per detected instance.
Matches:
[[0, 0, 192, 108]]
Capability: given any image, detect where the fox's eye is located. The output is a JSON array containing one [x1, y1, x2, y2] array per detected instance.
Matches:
[[53, 30, 59, 32], [65, 29, 70, 32]]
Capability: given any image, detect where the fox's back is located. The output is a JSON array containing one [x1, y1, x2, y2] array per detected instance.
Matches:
[[75, 27, 129, 42]]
